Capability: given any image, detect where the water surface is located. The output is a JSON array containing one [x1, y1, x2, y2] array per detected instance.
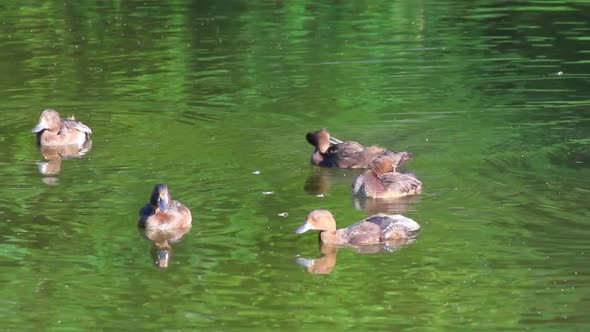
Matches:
[[0, 1, 589, 331]]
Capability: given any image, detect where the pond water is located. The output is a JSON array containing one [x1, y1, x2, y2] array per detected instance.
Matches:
[[1, 0, 589, 330]]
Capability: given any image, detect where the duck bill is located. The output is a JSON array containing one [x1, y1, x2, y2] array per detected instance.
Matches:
[[157, 250, 170, 269], [295, 256, 315, 268], [295, 221, 313, 234], [329, 136, 343, 144], [158, 198, 168, 211], [31, 120, 47, 133]]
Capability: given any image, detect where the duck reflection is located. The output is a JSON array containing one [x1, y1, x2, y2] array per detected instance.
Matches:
[[352, 194, 421, 214], [303, 168, 332, 195], [35, 140, 92, 184], [295, 238, 418, 274], [296, 242, 338, 274], [353, 237, 418, 254], [304, 167, 363, 196], [139, 225, 191, 269]]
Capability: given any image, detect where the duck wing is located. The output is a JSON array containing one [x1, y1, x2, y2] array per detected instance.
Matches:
[[62, 118, 92, 134], [364, 214, 421, 239], [379, 172, 422, 195], [360, 146, 412, 168], [381, 150, 412, 166], [328, 141, 367, 168], [342, 219, 382, 245]]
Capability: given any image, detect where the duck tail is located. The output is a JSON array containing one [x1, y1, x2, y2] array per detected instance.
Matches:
[[386, 151, 412, 166]]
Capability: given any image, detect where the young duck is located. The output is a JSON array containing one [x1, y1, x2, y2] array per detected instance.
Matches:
[[32, 109, 92, 146], [138, 183, 192, 230], [306, 128, 411, 169], [295, 209, 420, 246], [352, 156, 422, 198]]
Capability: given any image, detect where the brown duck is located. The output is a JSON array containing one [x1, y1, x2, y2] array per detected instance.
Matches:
[[32, 109, 92, 146], [295, 209, 420, 246], [306, 128, 411, 169], [138, 183, 192, 230], [352, 155, 422, 198]]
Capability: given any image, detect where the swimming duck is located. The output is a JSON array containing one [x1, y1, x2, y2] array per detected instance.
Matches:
[[138, 183, 192, 230], [352, 156, 422, 198], [295, 209, 420, 246], [32, 109, 92, 146], [306, 128, 411, 169]]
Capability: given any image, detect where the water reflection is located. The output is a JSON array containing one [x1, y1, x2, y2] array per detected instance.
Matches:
[[295, 242, 338, 274], [303, 167, 363, 196], [0, 0, 588, 329], [352, 195, 421, 214], [139, 225, 191, 269], [296, 238, 418, 274], [35, 140, 92, 185], [303, 168, 333, 195]]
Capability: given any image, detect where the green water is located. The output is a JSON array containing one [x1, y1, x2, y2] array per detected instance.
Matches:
[[1, 1, 589, 330]]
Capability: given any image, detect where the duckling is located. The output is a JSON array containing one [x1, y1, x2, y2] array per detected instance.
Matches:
[[32, 109, 92, 146], [306, 128, 410, 169], [138, 183, 192, 230], [352, 156, 422, 198], [295, 209, 420, 246]]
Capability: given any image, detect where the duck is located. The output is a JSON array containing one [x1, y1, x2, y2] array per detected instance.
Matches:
[[32, 109, 92, 146], [138, 183, 192, 230], [352, 155, 422, 198], [306, 128, 411, 169], [295, 209, 420, 246]]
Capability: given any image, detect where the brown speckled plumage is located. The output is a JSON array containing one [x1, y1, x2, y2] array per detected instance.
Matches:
[[32, 109, 92, 146], [353, 156, 422, 198], [306, 128, 411, 169], [138, 183, 192, 230], [295, 209, 420, 246]]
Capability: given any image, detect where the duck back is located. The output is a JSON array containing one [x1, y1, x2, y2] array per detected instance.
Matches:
[[339, 214, 420, 245], [327, 141, 367, 168], [353, 169, 422, 198], [380, 172, 422, 195], [327, 143, 411, 169]]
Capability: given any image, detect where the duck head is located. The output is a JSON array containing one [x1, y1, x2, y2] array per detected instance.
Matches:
[[32, 109, 61, 133], [306, 129, 331, 154], [150, 183, 172, 211], [295, 209, 337, 234], [371, 156, 396, 176]]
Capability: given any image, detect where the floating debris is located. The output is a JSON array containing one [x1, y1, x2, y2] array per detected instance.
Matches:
[[278, 212, 289, 217], [252, 170, 261, 175], [262, 191, 274, 195], [556, 71, 564, 76], [316, 193, 325, 198]]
